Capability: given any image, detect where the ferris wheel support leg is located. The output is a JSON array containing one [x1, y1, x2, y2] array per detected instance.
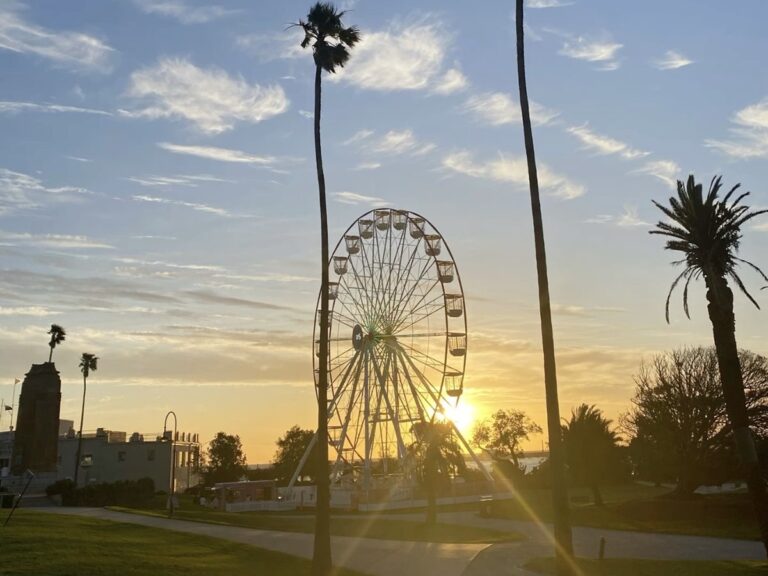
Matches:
[[288, 432, 319, 490]]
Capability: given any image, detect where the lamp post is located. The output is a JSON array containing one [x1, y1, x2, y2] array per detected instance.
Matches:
[[163, 411, 177, 519]]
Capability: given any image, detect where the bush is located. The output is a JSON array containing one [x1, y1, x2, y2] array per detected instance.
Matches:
[[46, 477, 156, 507]]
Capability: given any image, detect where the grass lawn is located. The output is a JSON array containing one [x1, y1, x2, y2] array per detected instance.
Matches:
[[489, 483, 761, 541], [0, 510, 364, 576], [525, 557, 768, 576], [110, 504, 521, 544]]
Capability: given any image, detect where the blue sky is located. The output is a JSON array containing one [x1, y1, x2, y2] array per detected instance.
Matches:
[[1, 0, 767, 462]]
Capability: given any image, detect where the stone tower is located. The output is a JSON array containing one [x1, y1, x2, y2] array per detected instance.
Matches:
[[11, 363, 62, 475]]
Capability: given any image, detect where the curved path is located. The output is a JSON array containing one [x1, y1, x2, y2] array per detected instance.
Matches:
[[37, 507, 488, 576], [38, 507, 766, 576]]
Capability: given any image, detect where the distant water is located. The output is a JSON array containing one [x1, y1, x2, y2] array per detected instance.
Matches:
[[467, 454, 546, 472]]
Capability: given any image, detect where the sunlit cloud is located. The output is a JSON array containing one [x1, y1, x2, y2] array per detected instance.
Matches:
[[0, 231, 113, 249], [559, 36, 622, 70], [653, 50, 693, 70], [706, 99, 768, 159], [333, 191, 389, 206], [632, 159, 680, 188], [133, 0, 239, 24], [0, 4, 114, 72], [330, 17, 462, 93], [0, 101, 112, 116], [123, 58, 289, 134], [566, 124, 649, 159], [0, 306, 54, 317], [463, 92, 559, 127], [344, 129, 435, 157], [235, 28, 305, 61], [127, 174, 235, 187], [0, 168, 90, 215], [441, 150, 585, 199], [157, 142, 278, 165]]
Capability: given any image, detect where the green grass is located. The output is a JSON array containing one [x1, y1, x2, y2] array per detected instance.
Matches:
[[110, 505, 521, 544], [489, 483, 761, 540], [525, 557, 768, 576], [0, 510, 364, 576]]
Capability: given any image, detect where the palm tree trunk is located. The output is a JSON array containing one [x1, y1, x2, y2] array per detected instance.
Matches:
[[73, 376, 87, 487], [48, 346, 53, 363], [706, 276, 768, 557], [515, 0, 573, 570], [425, 444, 438, 525], [311, 61, 333, 576]]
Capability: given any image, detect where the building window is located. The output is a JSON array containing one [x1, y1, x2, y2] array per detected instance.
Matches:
[[118, 451, 126, 462], [81, 454, 93, 467], [147, 449, 155, 462]]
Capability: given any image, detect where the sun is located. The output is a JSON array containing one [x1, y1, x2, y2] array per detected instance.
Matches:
[[441, 400, 476, 436]]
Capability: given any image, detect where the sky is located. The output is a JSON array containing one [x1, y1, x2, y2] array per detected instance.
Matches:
[[0, 0, 767, 464]]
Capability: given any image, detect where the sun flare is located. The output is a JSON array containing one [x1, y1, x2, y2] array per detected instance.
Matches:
[[441, 400, 476, 437]]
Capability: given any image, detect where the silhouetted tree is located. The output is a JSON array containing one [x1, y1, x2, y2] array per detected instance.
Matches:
[[514, 0, 573, 566], [203, 432, 247, 485], [47, 324, 66, 363], [409, 421, 466, 524], [561, 404, 620, 506], [73, 352, 98, 487], [623, 347, 768, 496], [473, 409, 542, 478], [651, 175, 768, 555], [295, 4, 359, 574], [273, 425, 317, 485]]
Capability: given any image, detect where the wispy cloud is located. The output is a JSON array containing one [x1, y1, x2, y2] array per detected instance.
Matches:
[[0, 230, 113, 249], [235, 28, 305, 62], [706, 99, 768, 159], [463, 92, 558, 127], [0, 101, 112, 116], [344, 129, 436, 157], [353, 162, 382, 171], [633, 159, 680, 188], [333, 191, 389, 206], [527, 0, 574, 7], [559, 36, 622, 70], [0, 306, 54, 317], [653, 50, 693, 70], [0, 168, 90, 215], [157, 142, 278, 165], [133, 0, 238, 24], [132, 194, 233, 217], [330, 17, 462, 93], [586, 206, 650, 228], [0, 4, 114, 72], [123, 58, 288, 134], [566, 124, 648, 159], [442, 150, 585, 199], [127, 174, 235, 187]]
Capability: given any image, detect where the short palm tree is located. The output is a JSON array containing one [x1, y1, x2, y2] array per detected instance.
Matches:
[[73, 353, 98, 487], [651, 174, 768, 555], [47, 324, 66, 363], [410, 421, 466, 524], [295, 4, 359, 575], [514, 0, 573, 565], [561, 404, 620, 506]]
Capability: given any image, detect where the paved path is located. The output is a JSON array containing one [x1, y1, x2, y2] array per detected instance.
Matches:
[[37, 507, 488, 576], [36, 507, 767, 576]]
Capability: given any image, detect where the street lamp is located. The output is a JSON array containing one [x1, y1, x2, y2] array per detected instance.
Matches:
[[163, 410, 177, 519]]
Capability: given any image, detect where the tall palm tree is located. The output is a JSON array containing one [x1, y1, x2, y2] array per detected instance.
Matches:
[[73, 353, 98, 487], [561, 404, 620, 506], [651, 174, 768, 555], [296, 4, 359, 574], [514, 0, 573, 565], [47, 324, 66, 363]]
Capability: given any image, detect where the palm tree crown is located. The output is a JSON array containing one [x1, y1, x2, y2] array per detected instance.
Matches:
[[651, 175, 768, 322], [297, 2, 360, 73], [79, 353, 98, 378], [47, 324, 66, 362]]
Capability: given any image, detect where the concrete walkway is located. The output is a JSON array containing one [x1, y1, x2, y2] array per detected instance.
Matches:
[[36, 507, 767, 576], [37, 507, 488, 576]]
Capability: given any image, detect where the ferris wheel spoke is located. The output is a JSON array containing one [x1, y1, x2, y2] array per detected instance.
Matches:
[[369, 348, 407, 458], [396, 340, 452, 374], [384, 234, 423, 325], [394, 344, 446, 417], [383, 217, 408, 318], [391, 346, 430, 423], [330, 308, 359, 330], [332, 350, 365, 459], [344, 252, 374, 322], [393, 289, 444, 334], [337, 268, 370, 323], [390, 254, 437, 328], [357, 230, 380, 319]]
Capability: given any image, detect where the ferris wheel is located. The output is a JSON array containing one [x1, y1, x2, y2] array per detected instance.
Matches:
[[310, 208, 479, 483]]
